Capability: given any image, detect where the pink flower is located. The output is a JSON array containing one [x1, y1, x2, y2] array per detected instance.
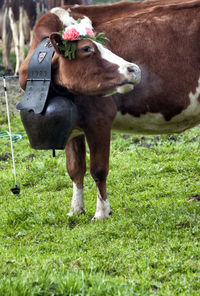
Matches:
[[63, 28, 79, 41], [85, 27, 95, 38]]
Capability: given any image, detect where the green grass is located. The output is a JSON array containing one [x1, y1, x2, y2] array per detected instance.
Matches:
[[1, 111, 200, 295], [0, 3, 200, 293]]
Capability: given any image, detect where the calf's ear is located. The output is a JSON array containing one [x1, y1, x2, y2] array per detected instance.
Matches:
[[49, 32, 63, 54]]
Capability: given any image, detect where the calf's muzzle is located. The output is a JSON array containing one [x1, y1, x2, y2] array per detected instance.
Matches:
[[117, 63, 141, 94]]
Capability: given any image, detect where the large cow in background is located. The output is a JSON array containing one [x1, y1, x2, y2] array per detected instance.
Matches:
[[19, 0, 200, 219]]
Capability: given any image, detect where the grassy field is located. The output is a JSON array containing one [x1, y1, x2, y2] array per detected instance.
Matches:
[[0, 82, 200, 295]]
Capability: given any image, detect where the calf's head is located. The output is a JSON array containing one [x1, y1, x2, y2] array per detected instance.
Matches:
[[50, 32, 141, 96]]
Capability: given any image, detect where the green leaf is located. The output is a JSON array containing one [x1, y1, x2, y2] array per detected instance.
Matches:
[[58, 29, 109, 60]]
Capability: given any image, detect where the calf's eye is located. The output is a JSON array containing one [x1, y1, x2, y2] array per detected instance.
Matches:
[[81, 46, 94, 53]]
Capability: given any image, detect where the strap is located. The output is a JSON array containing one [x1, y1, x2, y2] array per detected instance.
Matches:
[[16, 38, 54, 114]]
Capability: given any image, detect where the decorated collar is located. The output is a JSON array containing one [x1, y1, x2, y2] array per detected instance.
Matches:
[[58, 19, 109, 60]]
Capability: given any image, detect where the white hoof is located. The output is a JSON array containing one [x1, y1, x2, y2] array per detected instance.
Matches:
[[92, 198, 112, 220], [68, 183, 85, 216]]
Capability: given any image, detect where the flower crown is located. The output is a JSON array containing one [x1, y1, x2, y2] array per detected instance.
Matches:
[[58, 19, 109, 60]]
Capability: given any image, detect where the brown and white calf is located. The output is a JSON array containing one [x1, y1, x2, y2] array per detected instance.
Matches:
[[19, 0, 200, 219]]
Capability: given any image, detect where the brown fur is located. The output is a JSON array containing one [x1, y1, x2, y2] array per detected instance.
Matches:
[[19, 0, 200, 218], [50, 36, 123, 95], [20, 28, 133, 95], [66, 0, 200, 120]]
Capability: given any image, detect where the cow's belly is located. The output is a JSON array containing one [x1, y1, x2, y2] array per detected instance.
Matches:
[[112, 111, 200, 135], [113, 77, 200, 134], [113, 95, 200, 135]]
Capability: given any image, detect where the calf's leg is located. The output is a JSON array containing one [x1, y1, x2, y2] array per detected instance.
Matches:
[[65, 135, 86, 215], [85, 127, 112, 220]]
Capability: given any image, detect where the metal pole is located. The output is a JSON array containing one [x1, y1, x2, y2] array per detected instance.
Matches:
[[3, 76, 20, 194]]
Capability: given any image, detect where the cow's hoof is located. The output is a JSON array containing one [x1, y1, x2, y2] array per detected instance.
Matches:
[[91, 216, 107, 221], [67, 208, 86, 216], [91, 210, 113, 221]]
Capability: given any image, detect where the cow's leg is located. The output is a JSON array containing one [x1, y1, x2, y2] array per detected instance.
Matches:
[[65, 135, 86, 216], [19, 6, 25, 69], [29, 30, 34, 46], [2, 7, 12, 71], [85, 127, 112, 220], [8, 8, 20, 75]]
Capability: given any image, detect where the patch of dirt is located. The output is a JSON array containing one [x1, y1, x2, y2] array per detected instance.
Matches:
[[0, 77, 23, 115]]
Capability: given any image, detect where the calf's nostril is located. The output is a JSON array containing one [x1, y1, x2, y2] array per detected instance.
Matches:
[[127, 66, 135, 73]]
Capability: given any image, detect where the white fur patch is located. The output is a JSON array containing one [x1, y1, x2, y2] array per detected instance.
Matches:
[[94, 41, 141, 93], [94, 41, 139, 76], [189, 77, 200, 103], [94, 41, 130, 70], [68, 182, 85, 216], [51, 7, 76, 26], [93, 190, 111, 220], [116, 84, 135, 95], [113, 76, 200, 134], [51, 7, 93, 29]]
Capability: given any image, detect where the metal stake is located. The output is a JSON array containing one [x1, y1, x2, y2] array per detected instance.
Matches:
[[3, 76, 20, 195]]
